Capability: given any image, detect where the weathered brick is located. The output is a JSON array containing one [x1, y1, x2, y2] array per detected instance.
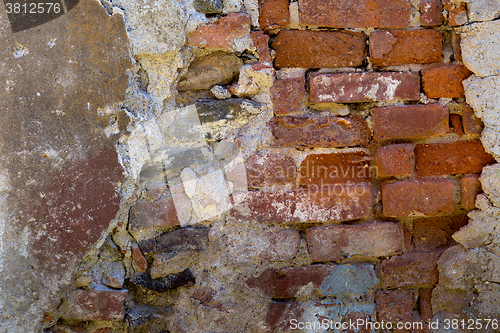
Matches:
[[452, 32, 462, 62], [307, 223, 404, 261], [131, 243, 148, 273], [375, 290, 416, 323], [415, 140, 495, 176], [372, 104, 449, 140], [245, 154, 296, 188], [310, 72, 420, 103], [446, 2, 467, 26], [298, 152, 371, 187], [155, 226, 210, 253], [460, 174, 482, 210], [419, 288, 434, 321], [420, 0, 443, 26], [450, 114, 464, 136], [187, 13, 251, 48], [375, 144, 415, 177], [232, 184, 372, 224], [259, 0, 289, 31], [462, 104, 484, 135], [382, 179, 455, 217], [422, 64, 472, 99], [413, 215, 469, 251], [261, 229, 301, 261], [298, 0, 411, 28], [61, 290, 127, 321], [343, 312, 373, 333], [251, 31, 272, 63], [270, 77, 306, 115], [269, 115, 371, 148], [128, 194, 180, 240], [381, 252, 439, 289], [266, 302, 301, 332], [272, 30, 366, 68], [370, 29, 442, 66]]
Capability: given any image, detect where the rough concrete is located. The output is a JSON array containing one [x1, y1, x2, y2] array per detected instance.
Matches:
[[461, 20, 500, 78]]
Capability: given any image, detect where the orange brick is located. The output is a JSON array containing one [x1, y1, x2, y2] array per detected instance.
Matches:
[[450, 114, 464, 136], [422, 64, 472, 99], [259, 0, 289, 31], [375, 144, 415, 177], [462, 105, 484, 135], [187, 13, 251, 48], [460, 174, 482, 210]]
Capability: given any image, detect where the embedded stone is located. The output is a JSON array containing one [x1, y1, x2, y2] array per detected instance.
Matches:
[[194, 0, 223, 13], [130, 269, 196, 292]]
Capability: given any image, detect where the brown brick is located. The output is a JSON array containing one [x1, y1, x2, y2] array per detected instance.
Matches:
[[306, 223, 404, 261], [310, 72, 420, 103], [382, 179, 455, 217], [372, 104, 449, 140], [271, 77, 306, 115], [375, 144, 415, 177], [343, 312, 373, 333], [419, 288, 434, 321], [381, 252, 439, 289], [376, 290, 416, 323], [251, 31, 272, 63], [61, 290, 127, 321], [450, 114, 464, 136], [232, 184, 372, 224], [266, 302, 301, 332], [298, 152, 371, 187], [187, 13, 251, 48], [272, 30, 366, 68], [460, 174, 482, 210], [261, 229, 301, 261], [245, 153, 296, 188], [452, 32, 462, 62], [370, 29, 442, 66], [415, 140, 495, 176], [462, 104, 484, 135], [259, 0, 289, 31], [422, 64, 472, 99], [269, 115, 371, 148], [413, 215, 468, 252], [420, 0, 443, 26], [299, 0, 411, 28]]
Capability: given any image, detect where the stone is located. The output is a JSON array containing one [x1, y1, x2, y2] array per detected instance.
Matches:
[[369, 29, 442, 66], [210, 85, 232, 99], [260, 229, 301, 261], [131, 243, 148, 273], [419, 288, 434, 321], [448, 2, 468, 26], [421, 64, 472, 99], [310, 72, 420, 103], [61, 290, 127, 321], [127, 303, 172, 331], [177, 52, 243, 91], [374, 144, 415, 177], [46, 326, 87, 333], [151, 251, 200, 278], [375, 290, 416, 323], [381, 252, 439, 289], [245, 154, 296, 188], [269, 115, 371, 148], [232, 184, 372, 224], [466, 0, 500, 22], [460, 174, 482, 210], [271, 76, 306, 115], [479, 164, 500, 208], [130, 269, 195, 292], [306, 223, 404, 261], [265, 302, 301, 332], [102, 275, 125, 289], [259, 0, 289, 31], [461, 21, 500, 77], [420, 0, 444, 26], [371, 104, 449, 140], [413, 215, 469, 251], [272, 30, 366, 68], [194, 0, 224, 13], [141, 226, 210, 254], [298, 0, 411, 28], [414, 140, 495, 176], [228, 63, 274, 98], [298, 152, 372, 186], [382, 179, 455, 217], [187, 13, 251, 48]]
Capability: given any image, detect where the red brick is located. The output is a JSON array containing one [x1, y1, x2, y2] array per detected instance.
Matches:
[[128, 194, 180, 238], [187, 13, 251, 48], [259, 0, 289, 31], [403, 224, 413, 253], [375, 144, 415, 177], [269, 115, 371, 148], [413, 215, 469, 251], [131, 243, 148, 273], [306, 223, 403, 261], [298, 152, 371, 187], [376, 290, 416, 323], [298, 0, 411, 28], [460, 174, 482, 210], [381, 252, 439, 289], [310, 72, 420, 103], [462, 104, 484, 135], [415, 140, 495, 176], [251, 31, 272, 63], [272, 30, 366, 68], [271, 77, 306, 115], [450, 114, 464, 136], [245, 153, 296, 188], [452, 32, 462, 62], [419, 288, 433, 321], [343, 311, 372, 333], [61, 290, 127, 321], [422, 64, 472, 99], [261, 229, 301, 261], [266, 302, 301, 332], [370, 29, 442, 66], [382, 179, 455, 217], [420, 0, 443, 26], [232, 184, 372, 224], [372, 104, 449, 140], [447, 2, 467, 26]]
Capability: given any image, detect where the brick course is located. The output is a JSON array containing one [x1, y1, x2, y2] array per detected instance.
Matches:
[[259, 0, 289, 31], [375, 144, 415, 177], [270, 76, 306, 115]]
